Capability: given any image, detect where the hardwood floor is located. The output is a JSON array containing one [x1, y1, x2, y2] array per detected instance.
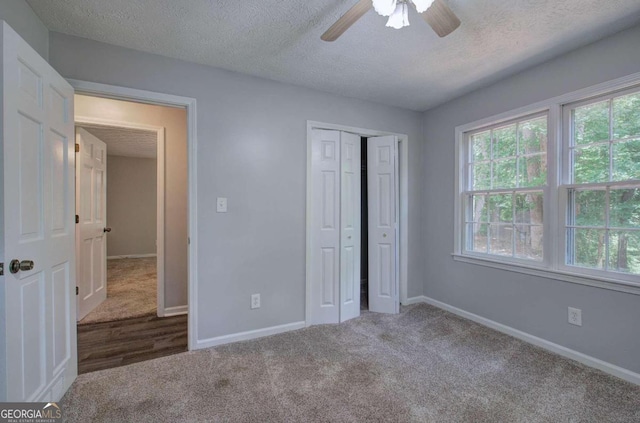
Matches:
[[77, 314, 188, 374]]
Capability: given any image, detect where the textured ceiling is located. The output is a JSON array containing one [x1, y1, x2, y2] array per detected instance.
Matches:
[[80, 125, 157, 159], [29, 0, 640, 111]]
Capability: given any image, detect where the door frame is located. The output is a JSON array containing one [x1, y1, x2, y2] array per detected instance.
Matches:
[[68, 79, 198, 350], [74, 117, 167, 317], [305, 121, 409, 325]]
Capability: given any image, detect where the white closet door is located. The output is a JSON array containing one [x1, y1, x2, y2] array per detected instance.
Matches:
[[309, 129, 341, 324], [339, 132, 361, 322], [367, 136, 399, 314]]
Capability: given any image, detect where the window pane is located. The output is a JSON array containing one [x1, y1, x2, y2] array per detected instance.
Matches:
[[571, 228, 606, 270], [573, 144, 609, 184], [488, 194, 513, 223], [515, 225, 543, 260], [612, 139, 640, 181], [515, 192, 543, 225], [608, 231, 640, 274], [572, 189, 606, 227], [518, 154, 546, 187], [519, 117, 547, 154], [467, 194, 488, 223], [471, 162, 491, 190], [613, 93, 640, 140], [467, 223, 488, 253], [493, 159, 517, 189], [471, 131, 491, 162], [609, 188, 640, 228], [573, 100, 610, 145], [492, 124, 517, 158], [489, 224, 513, 256]]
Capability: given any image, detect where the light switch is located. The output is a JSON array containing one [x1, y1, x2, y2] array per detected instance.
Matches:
[[216, 197, 227, 213]]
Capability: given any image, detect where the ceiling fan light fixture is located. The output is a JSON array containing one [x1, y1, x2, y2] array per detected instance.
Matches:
[[386, 2, 410, 29], [372, 0, 397, 17], [410, 0, 435, 13]]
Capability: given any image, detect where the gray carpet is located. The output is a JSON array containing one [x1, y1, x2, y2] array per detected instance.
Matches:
[[62, 304, 640, 422], [79, 257, 157, 325]]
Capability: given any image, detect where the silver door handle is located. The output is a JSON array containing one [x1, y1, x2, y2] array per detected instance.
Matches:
[[104, 227, 112, 233], [9, 259, 34, 274]]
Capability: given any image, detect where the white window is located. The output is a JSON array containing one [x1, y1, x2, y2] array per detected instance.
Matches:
[[454, 76, 640, 293], [462, 113, 548, 262], [562, 88, 640, 277]]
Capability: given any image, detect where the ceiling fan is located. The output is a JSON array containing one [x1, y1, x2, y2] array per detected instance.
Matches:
[[321, 0, 460, 41]]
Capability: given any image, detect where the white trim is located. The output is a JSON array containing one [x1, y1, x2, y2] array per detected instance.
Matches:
[[402, 296, 428, 305], [453, 71, 640, 294], [305, 121, 410, 325], [196, 321, 306, 349], [107, 254, 157, 260], [75, 115, 167, 317], [69, 79, 198, 350], [410, 296, 640, 386], [163, 305, 188, 317]]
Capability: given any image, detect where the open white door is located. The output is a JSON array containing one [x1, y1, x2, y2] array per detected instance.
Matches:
[[75, 128, 107, 320], [309, 129, 341, 324], [367, 136, 399, 314], [339, 132, 360, 322], [1, 22, 77, 401]]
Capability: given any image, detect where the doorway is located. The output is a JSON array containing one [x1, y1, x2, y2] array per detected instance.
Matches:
[[73, 94, 189, 373], [305, 121, 409, 325], [75, 123, 163, 324], [360, 137, 369, 310]]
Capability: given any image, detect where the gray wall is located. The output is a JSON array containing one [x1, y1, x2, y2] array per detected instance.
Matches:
[[0, 0, 48, 60], [422, 24, 640, 373], [49, 33, 424, 341], [106, 156, 157, 257]]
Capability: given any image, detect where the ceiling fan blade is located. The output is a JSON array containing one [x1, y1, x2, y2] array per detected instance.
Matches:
[[321, 0, 372, 42], [421, 0, 460, 37]]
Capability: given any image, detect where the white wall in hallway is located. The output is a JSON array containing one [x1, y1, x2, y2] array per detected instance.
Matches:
[[106, 155, 157, 257]]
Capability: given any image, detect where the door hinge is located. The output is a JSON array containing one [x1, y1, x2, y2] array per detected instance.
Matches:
[[75, 143, 80, 153], [0, 262, 3, 276], [75, 214, 79, 224], [76, 286, 79, 295]]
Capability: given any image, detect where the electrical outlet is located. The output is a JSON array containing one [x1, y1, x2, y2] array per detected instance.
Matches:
[[251, 294, 260, 309], [568, 307, 582, 326]]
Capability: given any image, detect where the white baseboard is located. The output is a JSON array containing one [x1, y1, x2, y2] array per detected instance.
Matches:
[[403, 296, 428, 305], [107, 253, 157, 260], [162, 305, 188, 317], [409, 295, 640, 386], [196, 321, 306, 350]]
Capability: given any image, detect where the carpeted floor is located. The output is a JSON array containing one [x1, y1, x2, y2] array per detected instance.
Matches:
[[79, 257, 157, 325], [62, 304, 640, 422]]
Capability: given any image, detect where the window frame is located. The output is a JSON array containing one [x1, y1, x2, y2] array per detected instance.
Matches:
[[461, 111, 551, 265], [558, 85, 640, 285], [453, 72, 640, 295]]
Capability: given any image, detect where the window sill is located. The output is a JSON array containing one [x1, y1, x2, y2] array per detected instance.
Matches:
[[451, 253, 640, 296]]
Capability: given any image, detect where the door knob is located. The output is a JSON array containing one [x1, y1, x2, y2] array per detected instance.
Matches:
[[383, 233, 387, 238], [9, 259, 34, 274], [103, 227, 112, 233]]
